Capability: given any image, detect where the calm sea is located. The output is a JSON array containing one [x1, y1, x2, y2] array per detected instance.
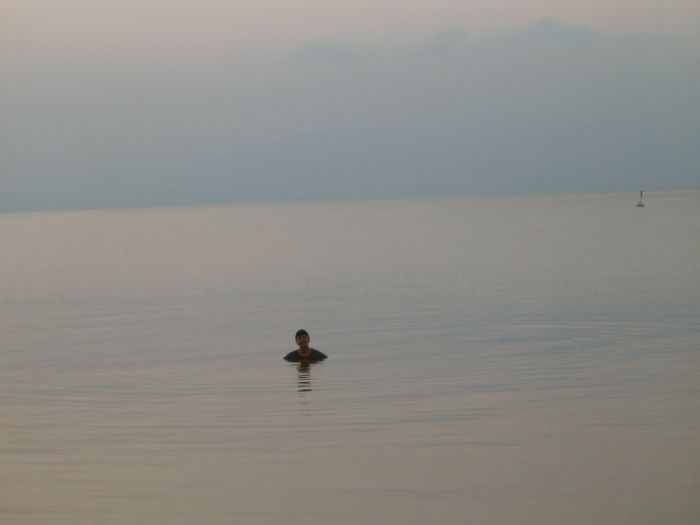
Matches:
[[2, 191, 699, 524]]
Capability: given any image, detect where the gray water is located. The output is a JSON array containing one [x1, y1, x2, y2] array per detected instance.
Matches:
[[2, 191, 699, 524]]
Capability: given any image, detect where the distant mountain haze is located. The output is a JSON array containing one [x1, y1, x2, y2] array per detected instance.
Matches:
[[2, 12, 699, 212]]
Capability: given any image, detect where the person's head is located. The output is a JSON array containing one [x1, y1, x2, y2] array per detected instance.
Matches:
[[295, 329, 310, 349]]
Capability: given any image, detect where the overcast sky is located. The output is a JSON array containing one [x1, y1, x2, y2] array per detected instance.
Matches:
[[2, 1, 699, 212]]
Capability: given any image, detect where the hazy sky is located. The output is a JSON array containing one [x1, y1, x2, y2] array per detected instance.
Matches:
[[2, 1, 699, 211]]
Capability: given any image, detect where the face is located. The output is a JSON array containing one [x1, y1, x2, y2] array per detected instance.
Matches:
[[296, 333, 310, 349]]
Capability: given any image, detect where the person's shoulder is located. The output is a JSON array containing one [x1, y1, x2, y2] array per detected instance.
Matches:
[[283, 350, 301, 362], [311, 349, 328, 360]]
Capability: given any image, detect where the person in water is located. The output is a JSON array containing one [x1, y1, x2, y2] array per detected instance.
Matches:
[[284, 329, 328, 362]]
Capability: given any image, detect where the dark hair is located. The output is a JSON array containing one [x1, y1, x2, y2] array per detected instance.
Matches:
[[295, 329, 309, 340]]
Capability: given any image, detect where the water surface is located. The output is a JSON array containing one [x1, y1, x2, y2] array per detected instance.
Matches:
[[2, 191, 699, 524]]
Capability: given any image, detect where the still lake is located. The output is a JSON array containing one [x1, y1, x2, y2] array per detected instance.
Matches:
[[2, 191, 699, 524]]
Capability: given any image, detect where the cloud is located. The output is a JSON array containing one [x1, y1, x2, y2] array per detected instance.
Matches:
[[423, 27, 468, 55], [292, 41, 371, 66], [507, 18, 603, 47]]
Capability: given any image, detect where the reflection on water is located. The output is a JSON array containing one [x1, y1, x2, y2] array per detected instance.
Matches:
[[1, 191, 699, 525], [292, 360, 320, 415], [295, 360, 314, 394]]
